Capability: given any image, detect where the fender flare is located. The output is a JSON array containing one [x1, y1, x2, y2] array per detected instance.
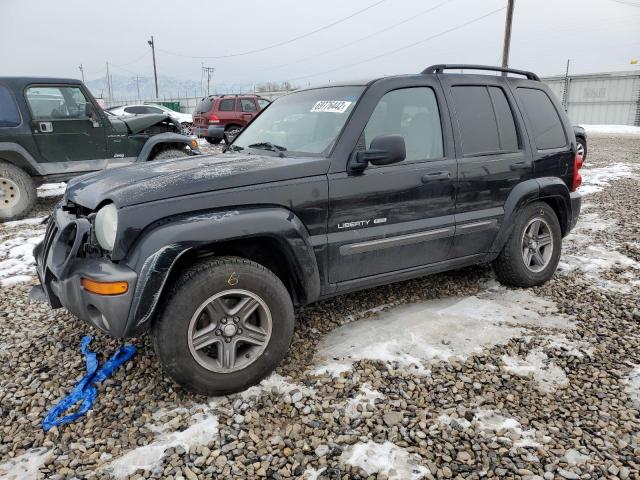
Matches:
[[123, 207, 321, 335], [0, 142, 43, 175], [136, 133, 197, 162], [488, 177, 571, 255]]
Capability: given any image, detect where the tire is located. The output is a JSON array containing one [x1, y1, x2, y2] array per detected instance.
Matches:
[[205, 137, 222, 145], [152, 256, 295, 395], [492, 202, 562, 288], [180, 123, 194, 136], [152, 148, 189, 161], [576, 137, 587, 161], [0, 162, 36, 222], [224, 126, 242, 144]]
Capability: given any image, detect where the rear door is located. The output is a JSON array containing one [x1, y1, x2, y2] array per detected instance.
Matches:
[[239, 98, 258, 126], [25, 85, 106, 164], [327, 80, 457, 283], [439, 76, 532, 258]]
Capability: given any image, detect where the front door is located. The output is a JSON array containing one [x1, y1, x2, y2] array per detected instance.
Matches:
[[327, 84, 457, 284], [25, 85, 106, 165], [239, 97, 259, 126]]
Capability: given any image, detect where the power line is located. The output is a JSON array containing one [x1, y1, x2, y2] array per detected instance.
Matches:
[[157, 0, 387, 59], [111, 50, 150, 68], [611, 0, 640, 7], [263, 0, 456, 71], [285, 5, 507, 82]]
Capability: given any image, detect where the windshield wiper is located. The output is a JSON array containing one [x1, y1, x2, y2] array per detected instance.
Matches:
[[226, 144, 244, 152], [247, 142, 287, 152]]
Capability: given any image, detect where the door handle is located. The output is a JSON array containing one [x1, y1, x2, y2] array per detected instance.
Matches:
[[39, 122, 53, 133], [510, 161, 531, 170], [421, 171, 450, 182]]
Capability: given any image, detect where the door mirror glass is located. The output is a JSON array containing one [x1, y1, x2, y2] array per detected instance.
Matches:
[[353, 134, 406, 170]]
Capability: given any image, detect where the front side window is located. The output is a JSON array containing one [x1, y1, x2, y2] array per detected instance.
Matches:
[[516, 87, 566, 150], [233, 86, 364, 155], [258, 98, 270, 109], [26, 86, 89, 120], [363, 87, 443, 162], [240, 98, 257, 112], [124, 106, 147, 114], [0, 85, 20, 127], [146, 106, 164, 114], [218, 98, 235, 111], [451, 85, 519, 156]]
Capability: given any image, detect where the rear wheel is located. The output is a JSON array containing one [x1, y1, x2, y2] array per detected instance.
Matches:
[[180, 122, 194, 136], [0, 162, 36, 222], [576, 137, 587, 161], [152, 256, 295, 395], [224, 126, 242, 144], [492, 202, 561, 287], [205, 137, 222, 145], [152, 148, 189, 160]]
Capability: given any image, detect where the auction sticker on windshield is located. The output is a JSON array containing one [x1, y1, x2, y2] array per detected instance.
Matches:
[[310, 101, 352, 113]]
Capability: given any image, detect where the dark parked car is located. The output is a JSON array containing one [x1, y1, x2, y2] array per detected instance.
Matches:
[[32, 64, 583, 395], [0, 77, 199, 220], [573, 125, 587, 160], [192, 94, 270, 144]]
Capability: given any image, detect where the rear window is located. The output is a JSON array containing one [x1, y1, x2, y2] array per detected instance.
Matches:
[[195, 98, 213, 113], [451, 85, 519, 156], [218, 99, 235, 112], [0, 85, 20, 127], [516, 88, 566, 150]]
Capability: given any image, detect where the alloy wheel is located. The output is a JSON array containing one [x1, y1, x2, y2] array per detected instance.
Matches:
[[521, 217, 554, 272], [187, 289, 272, 373]]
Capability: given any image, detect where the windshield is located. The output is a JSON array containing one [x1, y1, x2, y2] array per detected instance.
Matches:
[[233, 86, 364, 155]]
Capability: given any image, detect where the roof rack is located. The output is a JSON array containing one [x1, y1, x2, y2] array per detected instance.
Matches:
[[422, 64, 540, 81]]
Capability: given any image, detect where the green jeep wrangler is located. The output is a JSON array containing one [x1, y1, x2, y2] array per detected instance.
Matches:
[[0, 77, 199, 221]]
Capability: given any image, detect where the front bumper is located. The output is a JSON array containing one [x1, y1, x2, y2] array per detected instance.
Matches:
[[33, 206, 137, 338]]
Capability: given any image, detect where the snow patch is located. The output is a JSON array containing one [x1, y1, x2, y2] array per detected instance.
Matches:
[[626, 366, 640, 407], [473, 410, 540, 448], [345, 384, 383, 416], [0, 233, 44, 286], [302, 467, 327, 480], [502, 350, 569, 393], [0, 447, 53, 480], [239, 373, 314, 401], [564, 449, 590, 465], [106, 413, 219, 478], [341, 441, 428, 479], [313, 283, 570, 375], [582, 124, 640, 135], [37, 182, 66, 198], [1, 217, 46, 228], [579, 163, 639, 195]]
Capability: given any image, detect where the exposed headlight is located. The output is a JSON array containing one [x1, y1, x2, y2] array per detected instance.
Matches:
[[94, 203, 118, 251]]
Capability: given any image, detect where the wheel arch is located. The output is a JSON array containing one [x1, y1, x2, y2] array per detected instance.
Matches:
[[137, 133, 196, 162], [0, 143, 43, 176]]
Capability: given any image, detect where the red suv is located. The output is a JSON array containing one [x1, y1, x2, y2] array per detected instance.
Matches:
[[193, 94, 270, 144]]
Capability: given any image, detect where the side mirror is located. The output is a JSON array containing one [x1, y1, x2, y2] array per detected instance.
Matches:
[[350, 134, 406, 172]]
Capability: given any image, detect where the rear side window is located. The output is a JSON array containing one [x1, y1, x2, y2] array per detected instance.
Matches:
[[124, 106, 146, 114], [240, 98, 257, 112], [218, 99, 235, 112], [516, 88, 566, 150], [195, 98, 213, 113], [451, 85, 519, 156], [0, 85, 20, 127]]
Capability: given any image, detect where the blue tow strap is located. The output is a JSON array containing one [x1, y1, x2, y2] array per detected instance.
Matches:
[[43, 335, 136, 431]]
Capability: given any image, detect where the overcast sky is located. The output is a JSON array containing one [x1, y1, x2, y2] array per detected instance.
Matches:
[[1, 0, 639, 87]]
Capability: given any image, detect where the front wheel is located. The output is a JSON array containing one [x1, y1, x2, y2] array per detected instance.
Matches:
[[0, 162, 36, 222], [152, 257, 295, 395], [205, 137, 222, 145], [151, 148, 189, 161], [180, 122, 194, 136], [492, 202, 562, 287]]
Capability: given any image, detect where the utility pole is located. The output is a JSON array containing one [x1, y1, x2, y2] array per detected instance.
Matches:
[[501, 0, 515, 72], [105, 62, 112, 103], [78, 64, 85, 82], [135, 76, 141, 101], [148, 36, 159, 98], [202, 66, 215, 95], [562, 59, 571, 112]]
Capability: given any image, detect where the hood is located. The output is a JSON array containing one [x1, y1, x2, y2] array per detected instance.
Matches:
[[121, 114, 176, 134], [66, 153, 329, 210]]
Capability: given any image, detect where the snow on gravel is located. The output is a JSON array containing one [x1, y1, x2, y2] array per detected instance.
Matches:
[[0, 447, 53, 480], [501, 349, 570, 393], [580, 162, 640, 195], [37, 182, 66, 198], [340, 440, 429, 479], [625, 366, 640, 407], [313, 281, 571, 376], [0, 233, 44, 286]]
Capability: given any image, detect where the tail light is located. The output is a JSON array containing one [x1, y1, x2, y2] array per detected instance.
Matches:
[[571, 153, 583, 192], [208, 114, 220, 124]]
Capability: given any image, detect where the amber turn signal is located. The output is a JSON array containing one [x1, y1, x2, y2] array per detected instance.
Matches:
[[81, 278, 128, 295], [190, 139, 198, 149]]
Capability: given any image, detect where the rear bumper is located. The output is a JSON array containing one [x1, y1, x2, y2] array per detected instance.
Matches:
[[195, 125, 225, 139], [568, 191, 582, 233], [33, 207, 137, 338]]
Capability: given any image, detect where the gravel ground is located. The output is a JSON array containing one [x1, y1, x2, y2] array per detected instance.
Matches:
[[0, 134, 639, 480]]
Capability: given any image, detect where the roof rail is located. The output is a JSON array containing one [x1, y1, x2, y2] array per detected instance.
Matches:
[[422, 64, 540, 81]]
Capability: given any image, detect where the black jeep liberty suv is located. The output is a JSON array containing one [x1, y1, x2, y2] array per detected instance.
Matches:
[[33, 65, 583, 395]]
